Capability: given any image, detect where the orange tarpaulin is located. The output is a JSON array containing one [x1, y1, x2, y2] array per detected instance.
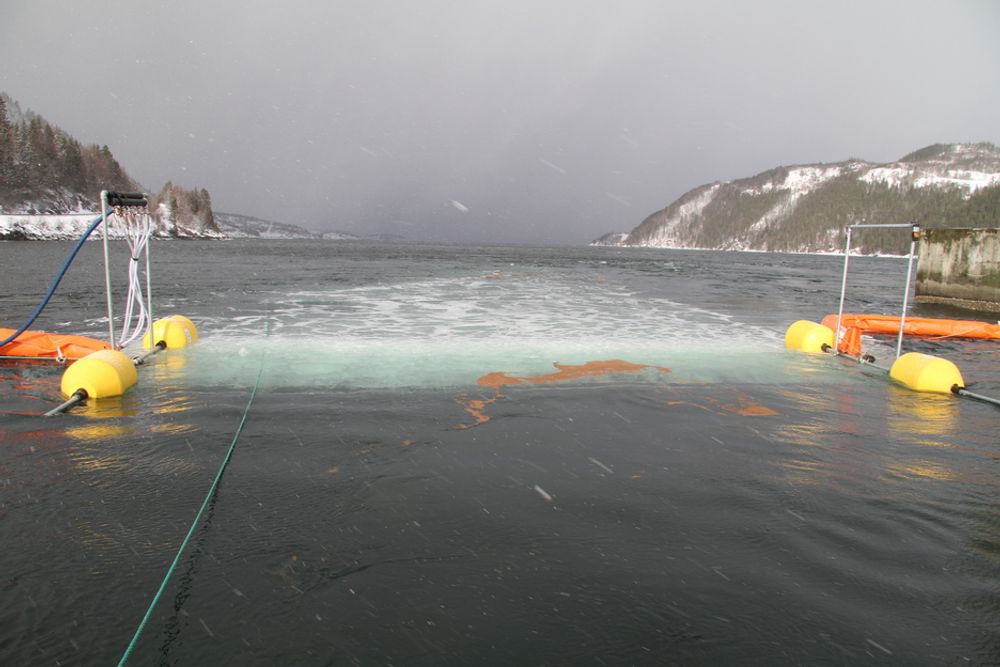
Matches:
[[821, 314, 1000, 356], [0, 328, 109, 360]]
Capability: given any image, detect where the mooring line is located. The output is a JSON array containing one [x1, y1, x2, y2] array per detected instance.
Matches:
[[117, 355, 266, 666]]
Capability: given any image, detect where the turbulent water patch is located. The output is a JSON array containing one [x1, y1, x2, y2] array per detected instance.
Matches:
[[173, 273, 802, 389]]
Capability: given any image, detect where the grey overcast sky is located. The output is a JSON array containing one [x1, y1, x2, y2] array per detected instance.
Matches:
[[2, 1, 998, 243]]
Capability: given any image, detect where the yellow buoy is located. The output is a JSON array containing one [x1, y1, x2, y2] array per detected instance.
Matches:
[[60, 349, 138, 398], [889, 352, 964, 394], [784, 320, 835, 354], [143, 315, 199, 350]]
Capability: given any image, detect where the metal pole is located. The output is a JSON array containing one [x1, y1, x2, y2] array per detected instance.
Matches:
[[846, 223, 916, 229], [954, 387, 1000, 408], [44, 389, 87, 417], [143, 211, 154, 348], [132, 340, 165, 366], [858, 355, 891, 373], [896, 225, 918, 359], [101, 190, 116, 348], [834, 227, 853, 352]]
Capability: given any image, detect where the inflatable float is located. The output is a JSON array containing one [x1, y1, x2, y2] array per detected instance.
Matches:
[[821, 313, 1000, 356], [0, 328, 110, 361]]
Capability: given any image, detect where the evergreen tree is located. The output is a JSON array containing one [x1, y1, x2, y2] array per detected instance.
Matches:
[[952, 186, 1000, 227], [34, 121, 59, 187], [199, 188, 217, 231], [14, 122, 35, 190], [0, 96, 12, 187], [187, 188, 202, 214], [168, 192, 180, 236], [58, 135, 86, 192]]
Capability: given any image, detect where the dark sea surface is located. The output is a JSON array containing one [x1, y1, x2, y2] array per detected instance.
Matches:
[[1, 240, 998, 665]]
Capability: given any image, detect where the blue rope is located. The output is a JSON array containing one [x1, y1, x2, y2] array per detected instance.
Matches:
[[116, 356, 266, 666], [0, 210, 113, 349]]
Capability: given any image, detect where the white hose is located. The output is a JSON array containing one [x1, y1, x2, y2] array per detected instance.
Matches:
[[117, 209, 154, 349]]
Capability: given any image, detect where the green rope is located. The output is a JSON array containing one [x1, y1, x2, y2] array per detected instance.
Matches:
[[117, 361, 265, 666]]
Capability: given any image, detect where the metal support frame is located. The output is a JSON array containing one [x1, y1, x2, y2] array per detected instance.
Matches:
[[834, 222, 920, 361], [98, 190, 151, 350], [100, 190, 116, 347], [145, 236, 154, 349], [897, 229, 919, 359]]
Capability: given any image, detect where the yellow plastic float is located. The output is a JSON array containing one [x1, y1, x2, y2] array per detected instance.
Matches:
[[784, 320, 971, 396], [53, 315, 197, 410], [144, 315, 199, 350], [889, 352, 964, 394], [784, 320, 835, 354], [60, 349, 138, 399]]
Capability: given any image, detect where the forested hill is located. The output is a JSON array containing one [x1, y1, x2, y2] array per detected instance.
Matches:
[[0, 92, 218, 237], [594, 143, 1000, 255], [0, 93, 137, 212]]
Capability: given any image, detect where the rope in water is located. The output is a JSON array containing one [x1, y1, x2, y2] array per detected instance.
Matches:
[[116, 358, 266, 666]]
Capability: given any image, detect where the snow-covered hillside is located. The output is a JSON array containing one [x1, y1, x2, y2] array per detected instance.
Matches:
[[2, 210, 375, 242], [214, 212, 350, 239], [860, 143, 1000, 193], [594, 143, 1000, 255], [1, 211, 320, 241], [1, 213, 104, 240], [0, 211, 225, 241]]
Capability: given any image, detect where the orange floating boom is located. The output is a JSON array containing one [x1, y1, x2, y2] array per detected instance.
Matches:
[[0, 328, 110, 361], [823, 314, 1000, 339], [821, 314, 1000, 356]]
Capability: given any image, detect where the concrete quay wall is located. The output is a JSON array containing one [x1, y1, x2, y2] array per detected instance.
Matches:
[[916, 228, 1000, 312]]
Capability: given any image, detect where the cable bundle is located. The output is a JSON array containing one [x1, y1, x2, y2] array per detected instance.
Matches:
[[115, 207, 154, 349]]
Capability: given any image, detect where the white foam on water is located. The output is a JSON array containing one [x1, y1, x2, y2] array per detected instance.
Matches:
[[156, 273, 832, 389], [205, 274, 778, 342]]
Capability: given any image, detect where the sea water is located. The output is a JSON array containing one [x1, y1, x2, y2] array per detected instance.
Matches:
[[1, 240, 998, 665]]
